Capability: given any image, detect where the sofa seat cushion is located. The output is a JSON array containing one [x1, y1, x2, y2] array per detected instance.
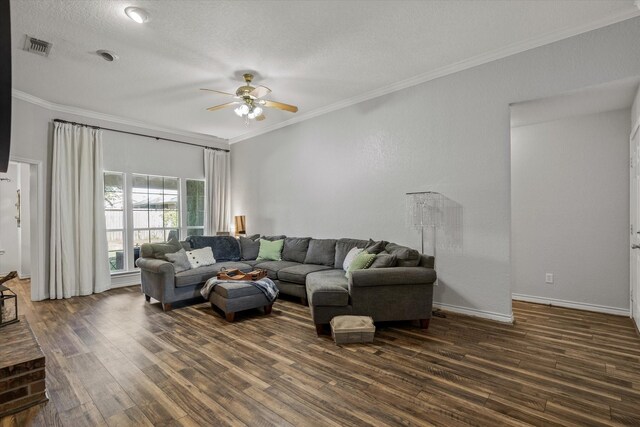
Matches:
[[213, 281, 262, 299], [253, 260, 300, 280], [306, 269, 349, 307], [278, 264, 332, 285], [174, 262, 253, 287]]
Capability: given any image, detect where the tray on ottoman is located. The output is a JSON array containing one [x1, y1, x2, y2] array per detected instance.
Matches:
[[330, 315, 375, 344]]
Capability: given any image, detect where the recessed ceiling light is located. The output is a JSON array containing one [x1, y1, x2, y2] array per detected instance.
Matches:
[[124, 7, 149, 24]]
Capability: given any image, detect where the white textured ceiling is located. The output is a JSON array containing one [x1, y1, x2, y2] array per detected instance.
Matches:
[[10, 0, 640, 142]]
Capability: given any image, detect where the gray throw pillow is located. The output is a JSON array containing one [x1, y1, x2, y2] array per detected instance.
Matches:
[[282, 237, 311, 263], [384, 243, 420, 267], [304, 239, 337, 266], [364, 239, 388, 255], [370, 253, 397, 268], [140, 238, 182, 260], [239, 235, 261, 260], [165, 248, 191, 273], [180, 240, 191, 251]]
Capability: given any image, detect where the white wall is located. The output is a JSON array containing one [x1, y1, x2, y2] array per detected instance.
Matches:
[[231, 17, 640, 321], [511, 109, 630, 312], [0, 162, 19, 275], [9, 97, 229, 299]]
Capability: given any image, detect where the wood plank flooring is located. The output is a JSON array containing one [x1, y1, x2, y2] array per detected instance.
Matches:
[[1, 278, 640, 426]]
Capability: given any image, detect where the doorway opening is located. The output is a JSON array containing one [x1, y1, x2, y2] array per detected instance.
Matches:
[[510, 77, 640, 321]]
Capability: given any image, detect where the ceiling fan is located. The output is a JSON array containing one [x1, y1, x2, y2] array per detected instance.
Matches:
[[201, 73, 298, 122]]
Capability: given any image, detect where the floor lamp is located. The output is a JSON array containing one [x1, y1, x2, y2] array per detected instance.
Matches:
[[406, 191, 444, 257]]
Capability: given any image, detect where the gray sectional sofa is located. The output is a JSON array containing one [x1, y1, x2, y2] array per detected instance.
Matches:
[[136, 235, 437, 333]]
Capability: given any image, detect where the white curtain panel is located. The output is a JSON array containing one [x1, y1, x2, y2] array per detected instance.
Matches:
[[49, 122, 110, 299], [204, 149, 230, 234]]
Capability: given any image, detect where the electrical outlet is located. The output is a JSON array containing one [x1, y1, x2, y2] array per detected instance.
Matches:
[[545, 273, 554, 284]]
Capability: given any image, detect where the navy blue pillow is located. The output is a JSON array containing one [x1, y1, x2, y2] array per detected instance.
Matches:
[[185, 236, 241, 262]]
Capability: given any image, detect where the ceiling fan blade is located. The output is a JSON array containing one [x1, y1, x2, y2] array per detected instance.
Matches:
[[255, 113, 266, 121], [200, 88, 236, 97], [262, 100, 298, 113], [249, 85, 271, 99], [206, 102, 238, 112]]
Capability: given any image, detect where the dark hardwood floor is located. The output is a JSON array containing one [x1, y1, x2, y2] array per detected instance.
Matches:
[[1, 278, 640, 426]]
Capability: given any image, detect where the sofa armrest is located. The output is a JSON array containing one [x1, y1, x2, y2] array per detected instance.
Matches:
[[136, 257, 175, 275], [350, 267, 436, 288]]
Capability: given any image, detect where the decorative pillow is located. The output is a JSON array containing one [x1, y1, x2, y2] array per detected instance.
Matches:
[[165, 248, 191, 273], [370, 253, 397, 268], [185, 247, 216, 269], [257, 239, 284, 261], [140, 237, 182, 260], [364, 239, 388, 255], [282, 237, 311, 263], [384, 243, 420, 267], [239, 235, 261, 260], [304, 239, 337, 266], [180, 240, 192, 251], [345, 251, 376, 277], [342, 247, 364, 271]]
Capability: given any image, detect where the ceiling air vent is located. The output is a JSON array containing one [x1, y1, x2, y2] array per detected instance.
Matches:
[[23, 36, 52, 57]]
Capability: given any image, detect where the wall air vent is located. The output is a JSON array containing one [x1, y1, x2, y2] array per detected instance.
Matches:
[[23, 36, 52, 57]]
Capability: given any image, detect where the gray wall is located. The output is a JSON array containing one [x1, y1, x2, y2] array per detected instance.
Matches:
[[9, 97, 228, 299], [511, 109, 630, 311], [231, 18, 640, 320]]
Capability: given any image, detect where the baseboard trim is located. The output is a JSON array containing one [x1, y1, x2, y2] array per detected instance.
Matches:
[[432, 302, 514, 324], [512, 293, 630, 317], [110, 272, 141, 289]]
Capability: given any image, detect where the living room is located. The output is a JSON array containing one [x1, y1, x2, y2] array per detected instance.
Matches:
[[2, 1, 640, 426]]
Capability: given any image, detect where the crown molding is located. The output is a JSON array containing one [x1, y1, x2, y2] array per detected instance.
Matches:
[[229, 10, 640, 144], [12, 89, 229, 146]]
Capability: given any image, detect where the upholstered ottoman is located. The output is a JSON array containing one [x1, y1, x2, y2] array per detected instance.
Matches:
[[209, 281, 273, 322]]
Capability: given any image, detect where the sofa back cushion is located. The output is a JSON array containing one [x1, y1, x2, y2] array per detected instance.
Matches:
[[334, 238, 368, 268], [304, 239, 337, 267], [282, 237, 311, 263], [262, 235, 286, 241], [384, 242, 420, 267], [185, 235, 241, 262], [364, 239, 388, 254], [239, 235, 261, 260]]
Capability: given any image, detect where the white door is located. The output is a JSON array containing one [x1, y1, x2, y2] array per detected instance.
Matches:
[[631, 124, 640, 328]]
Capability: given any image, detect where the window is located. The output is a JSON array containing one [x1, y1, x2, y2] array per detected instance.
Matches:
[[186, 180, 205, 237], [103, 172, 204, 274], [104, 172, 125, 272], [132, 174, 180, 246]]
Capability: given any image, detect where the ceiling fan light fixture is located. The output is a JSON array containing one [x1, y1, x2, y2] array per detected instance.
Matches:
[[125, 7, 150, 24], [253, 106, 263, 116]]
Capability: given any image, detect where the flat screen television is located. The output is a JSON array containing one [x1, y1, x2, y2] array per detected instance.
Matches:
[[0, 0, 11, 173]]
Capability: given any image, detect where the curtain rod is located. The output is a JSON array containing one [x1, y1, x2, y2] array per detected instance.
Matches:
[[53, 119, 229, 152]]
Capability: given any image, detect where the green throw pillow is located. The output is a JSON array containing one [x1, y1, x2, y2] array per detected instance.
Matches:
[[346, 251, 376, 277], [256, 239, 284, 261]]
